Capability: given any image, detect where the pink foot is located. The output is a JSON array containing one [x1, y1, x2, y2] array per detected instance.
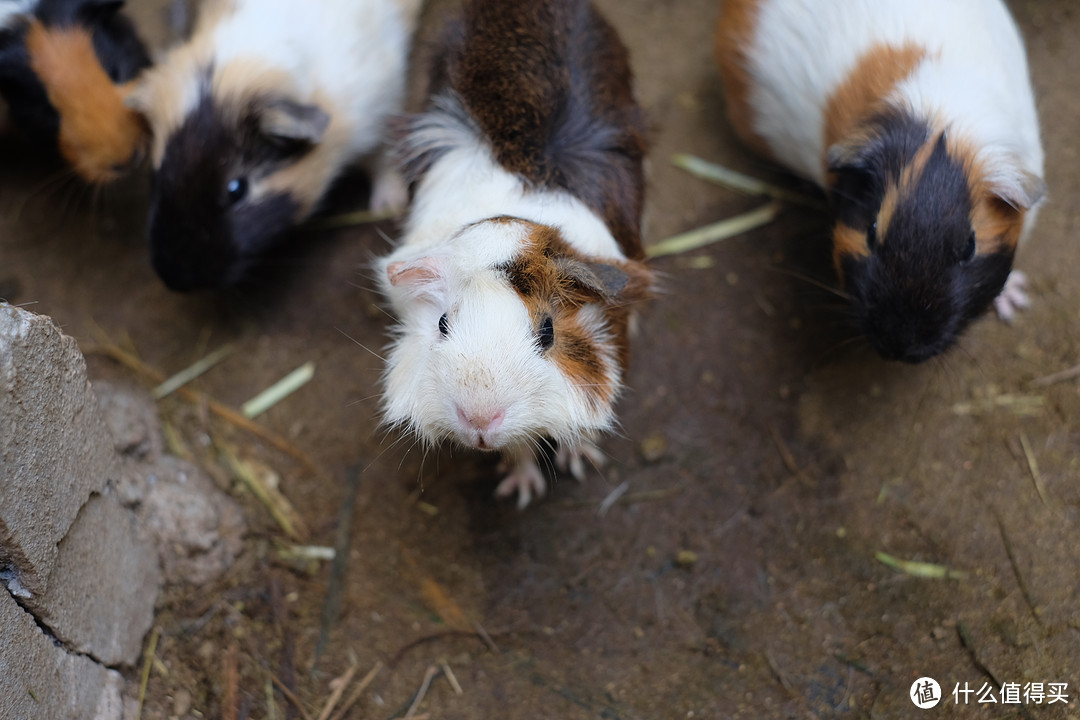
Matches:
[[555, 440, 605, 481], [495, 453, 546, 509], [994, 270, 1030, 323]]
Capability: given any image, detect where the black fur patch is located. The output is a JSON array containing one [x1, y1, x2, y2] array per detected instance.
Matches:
[[149, 86, 301, 291], [834, 110, 1012, 362]]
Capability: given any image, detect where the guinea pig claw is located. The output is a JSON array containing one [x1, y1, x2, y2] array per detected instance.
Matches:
[[556, 441, 606, 482], [495, 455, 547, 510], [994, 270, 1031, 324]]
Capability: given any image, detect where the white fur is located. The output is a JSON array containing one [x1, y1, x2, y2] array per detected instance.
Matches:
[[139, 0, 419, 212], [742, 0, 1044, 241], [0, 0, 36, 29], [198, 0, 413, 156], [378, 107, 629, 492]]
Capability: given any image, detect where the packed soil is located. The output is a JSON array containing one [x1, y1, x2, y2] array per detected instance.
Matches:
[[2, 0, 1078, 718]]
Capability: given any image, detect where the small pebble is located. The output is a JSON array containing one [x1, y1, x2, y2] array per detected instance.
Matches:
[[640, 433, 667, 462], [675, 550, 698, 568]]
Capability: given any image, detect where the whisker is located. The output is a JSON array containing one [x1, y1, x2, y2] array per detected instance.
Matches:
[[335, 327, 386, 361]]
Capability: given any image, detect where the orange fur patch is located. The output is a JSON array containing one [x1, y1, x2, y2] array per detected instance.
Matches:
[[26, 20, 147, 183], [497, 221, 652, 408], [949, 138, 1026, 255], [823, 42, 926, 153], [832, 223, 869, 279], [714, 0, 772, 158]]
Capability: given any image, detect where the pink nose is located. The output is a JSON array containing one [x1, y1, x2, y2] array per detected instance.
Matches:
[[456, 406, 505, 434]]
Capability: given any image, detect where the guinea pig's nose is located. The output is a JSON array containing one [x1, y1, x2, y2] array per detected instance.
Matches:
[[456, 406, 505, 435]]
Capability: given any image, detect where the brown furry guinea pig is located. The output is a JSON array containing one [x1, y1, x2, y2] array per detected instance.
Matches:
[[716, 0, 1046, 362], [0, 0, 150, 183]]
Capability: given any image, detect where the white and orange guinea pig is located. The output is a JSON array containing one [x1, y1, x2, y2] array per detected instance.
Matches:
[[716, 0, 1046, 363], [376, 0, 653, 508]]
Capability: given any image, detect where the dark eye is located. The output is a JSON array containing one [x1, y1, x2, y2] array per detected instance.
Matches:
[[962, 231, 977, 263], [226, 178, 248, 205], [537, 314, 555, 351], [867, 220, 878, 250], [438, 313, 449, 337]]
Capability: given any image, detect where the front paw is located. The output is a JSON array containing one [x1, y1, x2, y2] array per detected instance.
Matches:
[[994, 270, 1031, 324], [555, 441, 605, 482], [495, 454, 546, 509]]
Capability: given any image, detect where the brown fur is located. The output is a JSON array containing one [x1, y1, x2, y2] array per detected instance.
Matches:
[[823, 42, 927, 153], [443, 0, 648, 260], [714, 0, 772, 158], [25, 20, 147, 183], [956, 141, 1027, 255], [832, 223, 870, 273], [498, 221, 652, 407]]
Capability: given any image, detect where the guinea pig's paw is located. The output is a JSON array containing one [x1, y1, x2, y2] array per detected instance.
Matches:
[[369, 166, 408, 216], [555, 441, 606, 482], [994, 270, 1031, 324], [495, 455, 547, 510]]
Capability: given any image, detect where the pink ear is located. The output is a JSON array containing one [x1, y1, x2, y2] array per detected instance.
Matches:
[[387, 257, 441, 288]]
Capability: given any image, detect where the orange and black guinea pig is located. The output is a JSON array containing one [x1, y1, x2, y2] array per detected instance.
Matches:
[[0, 0, 150, 183]]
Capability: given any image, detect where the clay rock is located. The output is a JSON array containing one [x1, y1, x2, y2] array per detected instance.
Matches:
[[0, 590, 124, 720], [93, 380, 163, 461], [22, 492, 162, 667], [138, 455, 245, 585], [0, 305, 117, 597]]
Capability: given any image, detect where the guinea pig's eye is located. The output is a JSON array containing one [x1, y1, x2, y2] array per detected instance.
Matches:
[[962, 231, 977, 263], [226, 177, 249, 205], [867, 220, 878, 250], [537, 314, 555, 351], [438, 313, 449, 337]]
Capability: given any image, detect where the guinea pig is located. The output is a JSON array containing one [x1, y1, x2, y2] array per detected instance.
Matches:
[[126, 0, 422, 292], [715, 0, 1046, 363], [0, 0, 150, 183], [377, 0, 653, 507]]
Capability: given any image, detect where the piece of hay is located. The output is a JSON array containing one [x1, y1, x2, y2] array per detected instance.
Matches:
[[671, 153, 823, 208], [152, 343, 235, 399], [242, 361, 315, 419], [646, 201, 782, 258], [876, 551, 968, 580]]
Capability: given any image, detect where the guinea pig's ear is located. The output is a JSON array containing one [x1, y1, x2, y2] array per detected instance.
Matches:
[[985, 165, 1046, 212], [386, 256, 448, 302], [257, 98, 330, 148], [827, 138, 873, 175], [557, 258, 652, 304]]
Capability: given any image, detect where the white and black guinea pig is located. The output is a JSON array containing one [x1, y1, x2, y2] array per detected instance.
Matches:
[[377, 0, 654, 508], [716, 0, 1046, 363], [0, 0, 150, 183], [127, 0, 422, 291]]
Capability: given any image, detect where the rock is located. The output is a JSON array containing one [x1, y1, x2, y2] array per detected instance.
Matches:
[[0, 590, 123, 720], [22, 493, 162, 667], [137, 456, 245, 586], [0, 305, 118, 597], [93, 381, 163, 461]]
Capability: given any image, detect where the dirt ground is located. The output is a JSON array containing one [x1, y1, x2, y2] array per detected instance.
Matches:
[[2, 0, 1078, 718]]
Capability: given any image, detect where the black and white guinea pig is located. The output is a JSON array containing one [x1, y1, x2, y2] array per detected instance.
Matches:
[[126, 0, 422, 292], [377, 0, 653, 507], [716, 0, 1046, 363], [0, 0, 150, 183]]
